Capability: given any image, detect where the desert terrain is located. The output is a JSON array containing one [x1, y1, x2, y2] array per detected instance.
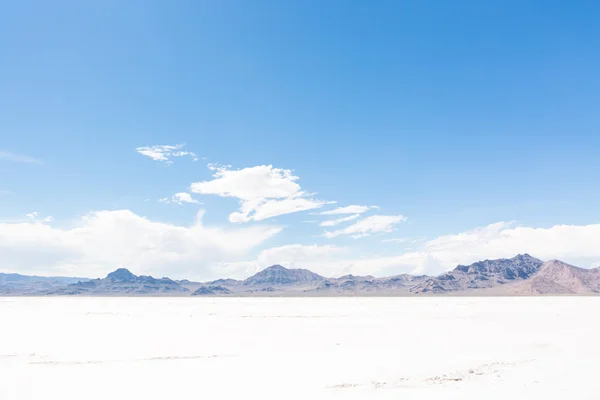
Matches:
[[1, 297, 598, 399]]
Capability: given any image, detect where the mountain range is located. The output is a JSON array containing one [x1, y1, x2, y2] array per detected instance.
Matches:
[[1, 254, 599, 296], [47, 268, 189, 295]]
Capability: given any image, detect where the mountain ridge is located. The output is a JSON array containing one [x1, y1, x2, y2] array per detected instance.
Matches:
[[3, 254, 600, 296]]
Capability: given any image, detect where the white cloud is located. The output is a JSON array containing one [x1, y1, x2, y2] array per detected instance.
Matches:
[[382, 238, 407, 243], [191, 165, 300, 200], [0, 209, 281, 280], [218, 243, 438, 278], [136, 144, 198, 164], [319, 214, 360, 227], [320, 205, 376, 215], [414, 221, 600, 271], [256, 245, 348, 271], [229, 197, 330, 223], [191, 165, 330, 222], [25, 212, 53, 222], [213, 244, 350, 278], [159, 193, 201, 205], [172, 193, 199, 205], [324, 215, 407, 238], [0, 151, 42, 164], [207, 163, 231, 172]]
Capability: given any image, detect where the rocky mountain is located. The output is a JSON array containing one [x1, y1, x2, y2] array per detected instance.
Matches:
[[242, 265, 324, 286], [511, 260, 600, 295], [410, 254, 544, 294], [0, 273, 88, 295], [48, 268, 190, 295], [186, 265, 327, 295]]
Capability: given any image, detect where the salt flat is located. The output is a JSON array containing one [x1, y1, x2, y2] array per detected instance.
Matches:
[[1, 297, 599, 399]]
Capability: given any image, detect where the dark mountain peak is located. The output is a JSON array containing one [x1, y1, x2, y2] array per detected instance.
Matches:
[[243, 265, 324, 286], [412, 254, 545, 294], [106, 268, 137, 282], [512, 253, 541, 263]]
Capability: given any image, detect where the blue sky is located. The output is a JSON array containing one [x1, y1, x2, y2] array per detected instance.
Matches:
[[1, 1, 600, 279]]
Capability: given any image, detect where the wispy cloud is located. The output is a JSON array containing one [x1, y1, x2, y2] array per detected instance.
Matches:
[[135, 144, 198, 164], [320, 205, 378, 215], [323, 215, 407, 239], [382, 238, 407, 243], [23, 212, 53, 223], [319, 214, 360, 227], [0, 151, 42, 164], [190, 164, 332, 223]]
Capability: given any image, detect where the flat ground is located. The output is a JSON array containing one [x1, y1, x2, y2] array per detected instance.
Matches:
[[1, 297, 598, 399]]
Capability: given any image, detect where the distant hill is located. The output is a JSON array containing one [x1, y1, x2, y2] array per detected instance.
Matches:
[[0, 273, 88, 295], [208, 278, 241, 286], [511, 260, 600, 295], [410, 254, 543, 294], [192, 285, 232, 296], [48, 268, 190, 295]]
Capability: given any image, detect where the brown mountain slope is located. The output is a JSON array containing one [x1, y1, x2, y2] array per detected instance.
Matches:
[[511, 260, 600, 295]]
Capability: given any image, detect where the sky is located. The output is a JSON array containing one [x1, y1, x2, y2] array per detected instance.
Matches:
[[1, 0, 600, 280]]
